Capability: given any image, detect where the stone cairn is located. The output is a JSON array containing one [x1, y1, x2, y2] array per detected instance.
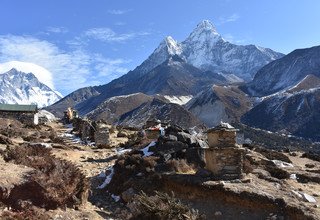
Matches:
[[94, 123, 110, 148], [204, 122, 244, 180]]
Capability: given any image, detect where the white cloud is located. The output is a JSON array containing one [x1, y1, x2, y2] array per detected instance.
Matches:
[[114, 22, 126, 26], [223, 33, 248, 44], [0, 35, 130, 95], [84, 28, 150, 43], [93, 55, 131, 78], [46, 27, 68, 34], [108, 9, 132, 15], [66, 36, 88, 49], [218, 13, 240, 25]]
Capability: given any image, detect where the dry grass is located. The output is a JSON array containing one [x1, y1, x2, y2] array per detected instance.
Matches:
[[301, 152, 320, 162], [128, 191, 203, 220], [2, 145, 89, 209], [1, 207, 50, 220], [166, 159, 196, 174], [108, 153, 161, 195]]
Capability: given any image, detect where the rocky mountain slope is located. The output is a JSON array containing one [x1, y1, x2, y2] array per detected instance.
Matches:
[[46, 86, 101, 117], [83, 92, 203, 129], [118, 98, 204, 129], [0, 68, 61, 107], [48, 20, 282, 118], [100, 55, 229, 97], [186, 85, 252, 127], [242, 75, 320, 141], [86, 93, 153, 123], [241, 46, 320, 141], [49, 55, 230, 116], [245, 45, 320, 97]]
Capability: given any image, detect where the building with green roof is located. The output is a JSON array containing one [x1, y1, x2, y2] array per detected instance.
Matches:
[[0, 104, 39, 125]]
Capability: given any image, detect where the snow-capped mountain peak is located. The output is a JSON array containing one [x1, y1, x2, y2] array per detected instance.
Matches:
[[133, 19, 283, 81], [134, 35, 182, 75], [180, 20, 283, 80], [155, 36, 182, 55], [0, 68, 62, 107], [195, 20, 218, 33], [185, 20, 222, 44], [0, 60, 54, 89], [164, 36, 182, 55]]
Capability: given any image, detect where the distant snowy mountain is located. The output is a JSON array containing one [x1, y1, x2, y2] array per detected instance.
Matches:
[[48, 19, 283, 120], [181, 20, 284, 81], [136, 20, 283, 81], [105, 19, 282, 86], [133, 36, 182, 77], [0, 68, 62, 107], [0, 61, 55, 90]]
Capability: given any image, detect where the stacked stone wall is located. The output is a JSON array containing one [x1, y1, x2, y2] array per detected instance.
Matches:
[[0, 112, 36, 125], [204, 147, 244, 179]]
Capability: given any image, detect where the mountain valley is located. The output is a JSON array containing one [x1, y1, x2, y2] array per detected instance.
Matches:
[[1, 15, 320, 220]]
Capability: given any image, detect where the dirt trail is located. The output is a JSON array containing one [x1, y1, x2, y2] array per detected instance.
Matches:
[[51, 122, 117, 177], [48, 122, 126, 220]]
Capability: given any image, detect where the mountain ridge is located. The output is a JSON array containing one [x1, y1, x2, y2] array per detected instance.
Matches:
[[245, 45, 320, 96], [48, 20, 283, 117]]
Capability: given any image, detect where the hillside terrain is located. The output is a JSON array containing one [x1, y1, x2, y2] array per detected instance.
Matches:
[[1, 117, 319, 219], [241, 46, 320, 141]]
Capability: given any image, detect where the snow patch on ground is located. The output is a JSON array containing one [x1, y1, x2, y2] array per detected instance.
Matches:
[[116, 148, 132, 155], [111, 194, 120, 202], [38, 143, 52, 148], [272, 160, 294, 168], [141, 141, 156, 157], [301, 193, 317, 203], [290, 174, 297, 180], [220, 122, 234, 129], [163, 95, 193, 105], [97, 167, 114, 189], [60, 133, 82, 144], [29, 143, 52, 148], [38, 110, 56, 122], [59, 124, 95, 146], [108, 93, 142, 102], [98, 171, 107, 178]]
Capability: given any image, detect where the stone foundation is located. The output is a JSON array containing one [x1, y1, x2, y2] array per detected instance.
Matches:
[[207, 130, 237, 148], [72, 118, 110, 147], [204, 147, 244, 180], [94, 124, 110, 148], [0, 112, 37, 126]]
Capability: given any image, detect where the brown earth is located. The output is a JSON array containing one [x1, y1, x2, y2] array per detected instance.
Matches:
[[106, 137, 320, 219], [0, 119, 133, 219], [0, 118, 320, 219]]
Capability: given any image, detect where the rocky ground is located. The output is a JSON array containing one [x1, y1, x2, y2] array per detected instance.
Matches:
[[0, 118, 133, 219], [50, 122, 135, 219], [0, 117, 319, 219], [102, 126, 320, 219]]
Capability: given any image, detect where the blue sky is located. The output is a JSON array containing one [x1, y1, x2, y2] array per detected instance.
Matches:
[[0, 0, 320, 95]]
